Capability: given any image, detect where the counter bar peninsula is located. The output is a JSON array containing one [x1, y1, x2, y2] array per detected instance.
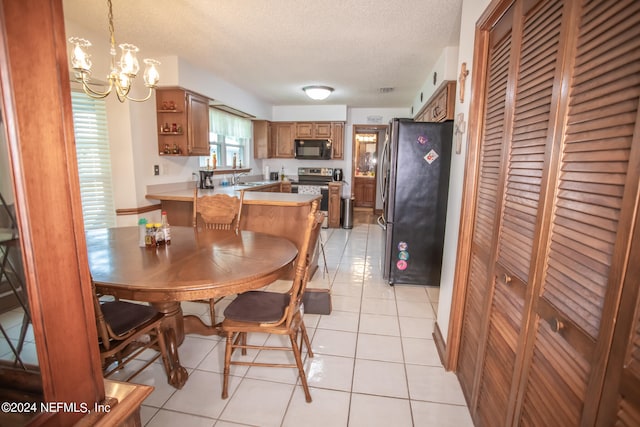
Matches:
[[146, 182, 322, 278]]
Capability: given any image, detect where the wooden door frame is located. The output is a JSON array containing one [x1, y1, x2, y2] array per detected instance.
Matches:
[[0, 0, 105, 424], [351, 124, 386, 211]]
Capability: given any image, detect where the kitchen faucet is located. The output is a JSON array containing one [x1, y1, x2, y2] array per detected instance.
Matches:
[[231, 171, 249, 185]]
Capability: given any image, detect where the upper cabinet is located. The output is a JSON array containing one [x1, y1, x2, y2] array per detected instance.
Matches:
[[331, 122, 344, 159], [272, 122, 295, 158], [295, 122, 332, 138], [415, 80, 456, 122], [156, 88, 211, 156], [253, 120, 272, 159], [254, 120, 345, 159]]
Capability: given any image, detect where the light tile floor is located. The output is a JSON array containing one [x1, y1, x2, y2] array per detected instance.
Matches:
[[0, 210, 474, 426]]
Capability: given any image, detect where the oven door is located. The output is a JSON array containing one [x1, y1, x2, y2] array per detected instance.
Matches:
[[291, 184, 329, 227]]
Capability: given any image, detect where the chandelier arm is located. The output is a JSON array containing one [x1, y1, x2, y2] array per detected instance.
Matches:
[[123, 87, 155, 103], [78, 72, 115, 99]]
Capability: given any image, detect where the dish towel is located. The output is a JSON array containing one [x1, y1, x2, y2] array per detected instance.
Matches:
[[298, 185, 321, 195]]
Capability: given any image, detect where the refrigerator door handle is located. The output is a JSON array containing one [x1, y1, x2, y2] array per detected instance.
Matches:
[[379, 132, 390, 204], [377, 130, 390, 230]]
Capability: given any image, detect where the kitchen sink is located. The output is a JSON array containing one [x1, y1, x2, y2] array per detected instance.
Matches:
[[236, 182, 265, 187]]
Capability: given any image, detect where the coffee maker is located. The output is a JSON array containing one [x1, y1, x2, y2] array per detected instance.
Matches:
[[332, 168, 343, 181], [199, 170, 215, 189]]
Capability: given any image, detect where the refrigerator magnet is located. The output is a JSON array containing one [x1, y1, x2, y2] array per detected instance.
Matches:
[[396, 260, 408, 271], [398, 251, 410, 261], [424, 149, 439, 164], [417, 135, 429, 145], [398, 241, 408, 251]]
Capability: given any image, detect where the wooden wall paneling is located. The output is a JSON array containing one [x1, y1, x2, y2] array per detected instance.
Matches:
[[0, 0, 105, 425], [518, 0, 640, 424]]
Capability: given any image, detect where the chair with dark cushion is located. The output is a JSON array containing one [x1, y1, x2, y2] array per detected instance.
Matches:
[[92, 282, 188, 388], [220, 200, 323, 402]]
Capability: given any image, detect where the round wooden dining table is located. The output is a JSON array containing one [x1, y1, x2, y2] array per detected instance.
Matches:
[[86, 226, 298, 343]]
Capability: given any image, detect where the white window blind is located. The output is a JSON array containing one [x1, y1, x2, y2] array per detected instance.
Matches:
[[70, 92, 116, 229]]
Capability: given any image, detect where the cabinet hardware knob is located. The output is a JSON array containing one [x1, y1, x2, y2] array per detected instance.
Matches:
[[502, 273, 512, 284], [549, 317, 564, 333]]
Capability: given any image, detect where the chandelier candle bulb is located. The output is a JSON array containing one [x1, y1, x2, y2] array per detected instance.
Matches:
[[68, 0, 160, 103]]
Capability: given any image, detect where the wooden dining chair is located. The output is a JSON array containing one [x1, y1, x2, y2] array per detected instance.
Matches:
[[192, 188, 245, 324], [220, 200, 323, 402], [192, 188, 244, 232], [92, 282, 187, 388]]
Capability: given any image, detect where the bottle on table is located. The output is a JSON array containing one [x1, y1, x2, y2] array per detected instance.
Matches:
[[138, 218, 148, 247], [161, 211, 171, 244], [145, 223, 156, 247], [155, 223, 165, 245]]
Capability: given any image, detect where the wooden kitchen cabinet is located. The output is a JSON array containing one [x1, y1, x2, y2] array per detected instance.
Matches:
[[328, 182, 342, 228], [295, 122, 332, 138], [156, 87, 210, 156], [271, 122, 295, 158], [331, 122, 344, 159], [414, 80, 455, 122], [353, 177, 375, 208], [268, 121, 344, 159], [253, 120, 272, 159]]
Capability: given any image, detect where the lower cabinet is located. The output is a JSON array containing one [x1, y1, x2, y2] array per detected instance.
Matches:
[[328, 183, 341, 228], [353, 177, 375, 208]]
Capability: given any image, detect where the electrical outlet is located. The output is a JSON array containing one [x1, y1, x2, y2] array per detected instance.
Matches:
[[154, 165, 159, 175]]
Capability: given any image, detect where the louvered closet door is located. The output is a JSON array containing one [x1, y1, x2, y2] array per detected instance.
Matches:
[[475, 0, 565, 425], [456, 5, 514, 405], [519, 0, 640, 425]]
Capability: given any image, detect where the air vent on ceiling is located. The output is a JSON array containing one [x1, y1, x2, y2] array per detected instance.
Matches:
[[378, 87, 394, 94]]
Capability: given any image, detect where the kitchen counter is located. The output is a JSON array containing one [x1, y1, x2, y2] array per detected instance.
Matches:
[[146, 182, 315, 207]]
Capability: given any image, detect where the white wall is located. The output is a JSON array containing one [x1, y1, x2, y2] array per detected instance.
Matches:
[[436, 0, 492, 342], [272, 105, 347, 122], [411, 46, 460, 118]]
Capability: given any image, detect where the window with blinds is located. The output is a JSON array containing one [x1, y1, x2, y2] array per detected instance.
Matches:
[[70, 92, 116, 230]]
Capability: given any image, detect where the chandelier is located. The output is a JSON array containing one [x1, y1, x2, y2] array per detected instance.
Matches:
[[68, 0, 159, 102]]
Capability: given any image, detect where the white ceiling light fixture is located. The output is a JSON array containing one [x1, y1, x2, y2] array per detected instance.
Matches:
[[68, 0, 160, 102], [303, 85, 334, 100]]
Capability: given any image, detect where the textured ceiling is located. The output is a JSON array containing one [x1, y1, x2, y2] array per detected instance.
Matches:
[[62, 0, 463, 108]]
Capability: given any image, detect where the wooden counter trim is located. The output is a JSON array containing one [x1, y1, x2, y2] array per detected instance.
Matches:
[[115, 205, 161, 216], [147, 191, 320, 206]]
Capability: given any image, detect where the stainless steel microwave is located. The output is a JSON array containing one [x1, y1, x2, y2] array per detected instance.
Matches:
[[294, 139, 332, 160]]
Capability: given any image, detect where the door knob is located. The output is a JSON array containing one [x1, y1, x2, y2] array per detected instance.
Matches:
[[549, 317, 564, 333], [502, 273, 512, 285]]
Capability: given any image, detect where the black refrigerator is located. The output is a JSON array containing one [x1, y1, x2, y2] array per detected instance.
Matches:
[[378, 118, 453, 285]]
